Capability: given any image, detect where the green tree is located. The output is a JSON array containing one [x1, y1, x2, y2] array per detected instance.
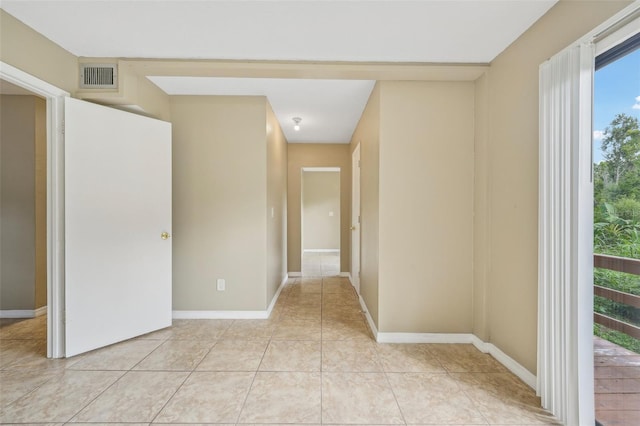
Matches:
[[601, 113, 640, 185]]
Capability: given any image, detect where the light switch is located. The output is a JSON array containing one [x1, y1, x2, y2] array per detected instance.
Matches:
[[217, 278, 225, 291]]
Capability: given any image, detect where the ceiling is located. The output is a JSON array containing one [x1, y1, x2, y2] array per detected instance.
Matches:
[[1, 0, 558, 143]]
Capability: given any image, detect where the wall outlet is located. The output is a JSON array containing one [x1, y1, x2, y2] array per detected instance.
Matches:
[[216, 278, 225, 291]]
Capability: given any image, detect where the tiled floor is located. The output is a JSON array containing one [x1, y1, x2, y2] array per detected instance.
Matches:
[[302, 250, 340, 276], [594, 336, 640, 426], [0, 276, 559, 425]]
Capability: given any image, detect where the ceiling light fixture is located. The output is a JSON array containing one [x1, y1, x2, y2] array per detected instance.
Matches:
[[292, 117, 302, 131]]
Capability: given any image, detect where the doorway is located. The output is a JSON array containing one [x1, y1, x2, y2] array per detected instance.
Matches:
[[301, 167, 341, 277], [0, 62, 69, 358], [351, 144, 361, 293]]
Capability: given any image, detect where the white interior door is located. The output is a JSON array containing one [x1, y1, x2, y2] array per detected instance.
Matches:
[[351, 144, 361, 293], [64, 98, 172, 357]]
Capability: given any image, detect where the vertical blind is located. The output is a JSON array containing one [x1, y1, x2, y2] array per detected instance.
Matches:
[[538, 43, 595, 425]]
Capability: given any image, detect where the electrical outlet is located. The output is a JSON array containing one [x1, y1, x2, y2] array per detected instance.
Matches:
[[216, 278, 225, 291]]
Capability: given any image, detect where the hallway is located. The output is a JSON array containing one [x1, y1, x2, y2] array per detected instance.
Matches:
[[0, 276, 558, 424]]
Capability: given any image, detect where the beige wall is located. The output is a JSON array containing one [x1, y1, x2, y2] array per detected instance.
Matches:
[[287, 144, 351, 273], [0, 95, 46, 310], [350, 84, 381, 325], [0, 10, 77, 95], [266, 102, 288, 304], [34, 97, 47, 309], [377, 81, 475, 333], [171, 96, 268, 311], [302, 171, 341, 250], [480, 0, 631, 373]]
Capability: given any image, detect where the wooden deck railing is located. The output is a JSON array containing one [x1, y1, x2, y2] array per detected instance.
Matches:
[[593, 253, 640, 339]]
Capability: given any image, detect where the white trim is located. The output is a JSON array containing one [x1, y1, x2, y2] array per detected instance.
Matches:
[[377, 332, 477, 344], [0, 306, 47, 319], [483, 341, 538, 391], [339, 272, 350, 277], [35, 305, 47, 317], [0, 61, 68, 359], [303, 249, 340, 253], [358, 294, 378, 340], [288, 272, 302, 277], [172, 274, 288, 320], [0, 310, 36, 319], [265, 274, 288, 316], [301, 167, 340, 172]]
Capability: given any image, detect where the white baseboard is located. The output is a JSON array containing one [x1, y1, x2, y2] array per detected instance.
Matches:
[[288, 272, 302, 277], [474, 338, 538, 391], [173, 274, 288, 320], [303, 249, 340, 253], [353, 291, 536, 391], [377, 332, 478, 344], [34, 306, 47, 317], [339, 272, 350, 277], [0, 308, 43, 319], [358, 294, 378, 340]]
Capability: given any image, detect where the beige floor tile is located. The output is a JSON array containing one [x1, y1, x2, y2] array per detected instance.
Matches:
[[259, 340, 321, 371], [322, 292, 360, 306], [286, 293, 322, 306], [0, 370, 123, 423], [322, 309, 364, 322], [322, 340, 383, 372], [387, 372, 486, 424], [154, 372, 254, 423], [452, 372, 558, 424], [0, 316, 47, 340], [272, 320, 321, 340], [168, 319, 233, 340], [322, 320, 373, 341], [67, 339, 163, 370], [72, 371, 188, 423], [0, 339, 69, 371], [221, 320, 275, 339], [0, 369, 63, 407], [283, 307, 322, 321], [376, 343, 445, 372], [196, 340, 268, 371], [238, 372, 321, 423], [321, 372, 404, 424], [429, 344, 507, 373], [133, 340, 214, 371]]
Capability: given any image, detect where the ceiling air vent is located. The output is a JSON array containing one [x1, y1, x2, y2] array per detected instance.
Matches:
[[80, 63, 118, 89]]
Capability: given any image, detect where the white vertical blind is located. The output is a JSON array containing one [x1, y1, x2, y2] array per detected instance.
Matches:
[[538, 43, 595, 425]]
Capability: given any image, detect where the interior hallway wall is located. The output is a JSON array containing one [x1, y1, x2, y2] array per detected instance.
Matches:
[[302, 171, 340, 251], [266, 102, 288, 305], [287, 144, 351, 273], [171, 95, 269, 311], [0, 95, 46, 311], [350, 84, 381, 325], [377, 81, 475, 333]]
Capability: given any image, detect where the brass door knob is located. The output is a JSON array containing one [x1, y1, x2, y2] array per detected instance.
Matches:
[[161, 232, 171, 240], [350, 226, 356, 231]]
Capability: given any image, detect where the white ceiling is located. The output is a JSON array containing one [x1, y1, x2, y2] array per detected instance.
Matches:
[[149, 77, 375, 143], [1, 0, 558, 143]]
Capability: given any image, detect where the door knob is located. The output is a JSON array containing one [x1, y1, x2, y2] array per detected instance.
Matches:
[[350, 226, 356, 231], [161, 232, 171, 240]]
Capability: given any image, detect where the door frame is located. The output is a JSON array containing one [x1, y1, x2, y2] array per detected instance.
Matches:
[[351, 143, 361, 294], [1, 62, 68, 358], [300, 166, 341, 272]]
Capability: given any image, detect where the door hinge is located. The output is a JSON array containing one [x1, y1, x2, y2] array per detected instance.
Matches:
[[358, 215, 361, 224], [358, 160, 361, 167], [61, 120, 65, 135]]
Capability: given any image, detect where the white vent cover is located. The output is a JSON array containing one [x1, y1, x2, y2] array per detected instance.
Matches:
[[80, 63, 117, 89]]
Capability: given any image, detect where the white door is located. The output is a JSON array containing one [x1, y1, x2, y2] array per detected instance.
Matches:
[[351, 144, 361, 293], [64, 98, 172, 357]]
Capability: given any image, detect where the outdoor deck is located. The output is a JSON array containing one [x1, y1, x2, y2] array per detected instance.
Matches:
[[594, 336, 640, 425]]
